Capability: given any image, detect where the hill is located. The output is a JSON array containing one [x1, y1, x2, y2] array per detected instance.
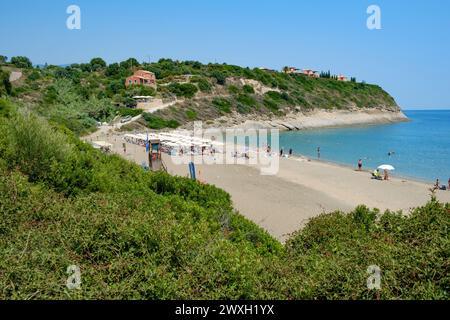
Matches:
[[1, 57, 404, 134]]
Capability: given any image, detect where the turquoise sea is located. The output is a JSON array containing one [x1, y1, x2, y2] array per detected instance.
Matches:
[[279, 110, 450, 183]]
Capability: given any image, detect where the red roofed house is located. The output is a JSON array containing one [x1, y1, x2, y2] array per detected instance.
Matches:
[[125, 70, 156, 88], [302, 69, 319, 78], [337, 75, 348, 81]]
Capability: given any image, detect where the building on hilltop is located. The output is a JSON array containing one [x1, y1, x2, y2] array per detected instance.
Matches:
[[302, 69, 319, 78], [125, 70, 156, 88], [337, 75, 348, 81], [259, 67, 276, 73], [283, 66, 300, 74]]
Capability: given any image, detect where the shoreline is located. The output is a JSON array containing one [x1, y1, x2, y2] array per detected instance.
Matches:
[[289, 153, 435, 185], [193, 108, 409, 131]]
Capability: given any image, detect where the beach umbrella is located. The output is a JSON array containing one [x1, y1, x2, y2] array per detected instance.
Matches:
[[378, 164, 395, 171]]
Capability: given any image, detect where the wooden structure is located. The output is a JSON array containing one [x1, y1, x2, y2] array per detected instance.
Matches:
[[148, 139, 166, 172]]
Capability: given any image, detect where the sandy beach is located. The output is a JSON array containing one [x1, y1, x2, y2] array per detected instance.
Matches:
[[85, 130, 450, 242]]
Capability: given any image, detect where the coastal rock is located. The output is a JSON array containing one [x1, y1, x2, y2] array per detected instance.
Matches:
[[222, 108, 409, 131]]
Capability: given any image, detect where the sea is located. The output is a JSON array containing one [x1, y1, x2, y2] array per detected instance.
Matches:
[[279, 110, 450, 183]]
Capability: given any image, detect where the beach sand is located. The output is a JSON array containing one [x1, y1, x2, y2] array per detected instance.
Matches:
[[85, 131, 450, 242]]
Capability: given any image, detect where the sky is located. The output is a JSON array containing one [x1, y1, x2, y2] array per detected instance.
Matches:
[[1, 0, 449, 109]]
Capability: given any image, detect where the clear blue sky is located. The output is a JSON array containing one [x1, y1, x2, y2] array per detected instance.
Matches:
[[1, 0, 449, 109]]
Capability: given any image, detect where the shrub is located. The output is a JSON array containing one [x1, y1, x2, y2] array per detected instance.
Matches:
[[242, 84, 255, 94], [0, 70, 12, 96], [0, 98, 15, 117], [212, 98, 232, 113], [168, 83, 198, 98], [90, 57, 107, 71], [11, 56, 32, 68], [227, 85, 240, 94], [211, 71, 226, 85], [143, 113, 180, 129], [117, 107, 143, 117], [191, 77, 211, 92], [0, 112, 72, 183], [236, 94, 256, 107], [185, 109, 197, 120]]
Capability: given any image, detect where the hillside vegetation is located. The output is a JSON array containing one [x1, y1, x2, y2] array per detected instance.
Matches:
[[1, 57, 399, 133], [0, 99, 447, 300]]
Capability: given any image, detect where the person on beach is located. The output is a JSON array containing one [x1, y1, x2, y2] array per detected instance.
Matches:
[[289, 148, 293, 157], [358, 159, 363, 171], [448, 178, 450, 190], [383, 169, 389, 180], [372, 169, 381, 180], [434, 179, 440, 190], [317, 147, 321, 159], [280, 148, 283, 157]]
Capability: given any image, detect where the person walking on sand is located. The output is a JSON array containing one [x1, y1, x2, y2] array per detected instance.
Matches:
[[280, 148, 283, 157], [357, 159, 363, 171], [317, 147, 321, 159], [289, 148, 293, 157], [448, 178, 450, 190]]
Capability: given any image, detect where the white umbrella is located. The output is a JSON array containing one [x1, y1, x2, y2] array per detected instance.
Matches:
[[378, 164, 395, 171]]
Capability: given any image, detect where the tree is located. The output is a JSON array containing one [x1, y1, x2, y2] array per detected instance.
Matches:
[[320, 70, 331, 78], [89, 57, 107, 71], [120, 58, 140, 70], [0, 55, 7, 64], [105, 63, 120, 77], [0, 70, 12, 96], [211, 71, 226, 85], [11, 56, 32, 69]]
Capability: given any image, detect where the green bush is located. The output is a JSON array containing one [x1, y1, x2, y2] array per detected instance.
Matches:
[[0, 71, 12, 96], [168, 83, 198, 98], [143, 113, 180, 129], [11, 56, 32, 68], [236, 94, 256, 107], [212, 98, 232, 113], [191, 76, 211, 92], [117, 107, 143, 117], [0, 98, 15, 117], [185, 109, 197, 120], [242, 84, 255, 94], [227, 85, 240, 94], [211, 71, 226, 85]]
